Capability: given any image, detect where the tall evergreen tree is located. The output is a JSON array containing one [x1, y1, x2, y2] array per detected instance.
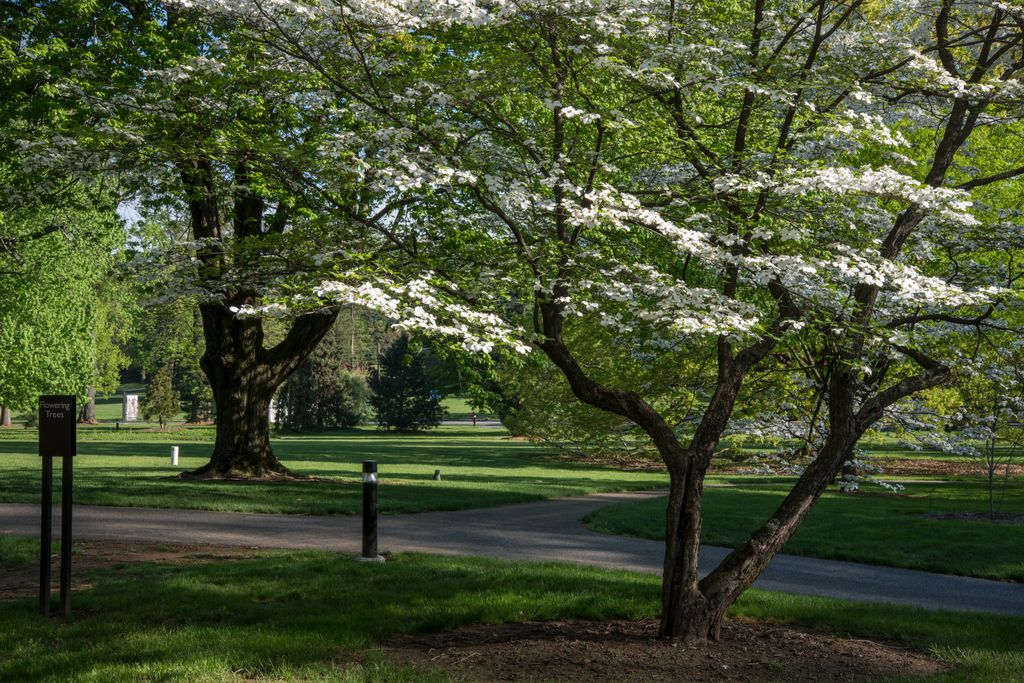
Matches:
[[275, 318, 371, 431], [369, 335, 446, 431], [140, 366, 179, 430]]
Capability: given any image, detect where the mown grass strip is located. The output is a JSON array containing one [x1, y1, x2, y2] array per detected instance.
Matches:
[[585, 482, 1024, 580], [0, 429, 668, 515]]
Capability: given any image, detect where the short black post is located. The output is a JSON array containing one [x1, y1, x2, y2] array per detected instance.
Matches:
[[59, 453, 73, 617], [359, 460, 384, 562], [39, 455, 53, 617]]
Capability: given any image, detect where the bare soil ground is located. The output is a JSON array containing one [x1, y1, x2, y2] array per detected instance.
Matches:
[[877, 459, 1024, 477], [378, 619, 947, 682], [0, 541, 260, 600], [921, 511, 1024, 525]]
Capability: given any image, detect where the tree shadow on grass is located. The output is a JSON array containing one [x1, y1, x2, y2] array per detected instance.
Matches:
[[0, 467, 609, 514], [0, 552, 661, 681]]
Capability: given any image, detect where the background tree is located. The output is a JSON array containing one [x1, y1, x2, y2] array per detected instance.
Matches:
[[78, 278, 133, 423], [1, 1, 124, 419], [369, 335, 446, 432], [275, 319, 371, 431], [140, 365, 179, 430], [50, 2, 379, 477], [68, 2, 429, 478], [904, 337, 1024, 520]]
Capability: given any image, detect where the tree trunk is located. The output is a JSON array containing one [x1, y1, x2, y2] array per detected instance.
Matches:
[[188, 398, 203, 424], [77, 387, 97, 423], [0, 406, 10, 427], [198, 349, 280, 477], [659, 470, 717, 640], [186, 302, 337, 479]]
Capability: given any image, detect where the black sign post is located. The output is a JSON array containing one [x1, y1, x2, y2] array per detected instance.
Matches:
[[38, 450, 52, 617], [38, 395, 75, 618]]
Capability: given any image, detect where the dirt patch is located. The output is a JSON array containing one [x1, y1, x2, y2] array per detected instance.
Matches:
[[0, 541, 260, 600], [921, 511, 1024, 525], [171, 471, 352, 484], [377, 618, 947, 683], [870, 459, 1024, 477]]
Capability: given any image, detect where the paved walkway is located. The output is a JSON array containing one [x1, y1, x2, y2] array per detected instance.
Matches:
[[2, 492, 1023, 616]]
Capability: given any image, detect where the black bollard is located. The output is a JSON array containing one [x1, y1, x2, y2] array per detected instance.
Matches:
[[359, 461, 384, 562]]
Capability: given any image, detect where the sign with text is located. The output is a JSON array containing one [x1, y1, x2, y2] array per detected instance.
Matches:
[[122, 393, 139, 422], [39, 395, 76, 458]]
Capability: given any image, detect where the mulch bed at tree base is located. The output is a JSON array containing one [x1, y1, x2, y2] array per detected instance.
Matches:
[[921, 511, 1024, 525], [376, 618, 947, 682], [875, 459, 1024, 477]]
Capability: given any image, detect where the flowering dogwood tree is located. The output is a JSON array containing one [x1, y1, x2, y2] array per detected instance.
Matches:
[[88, 0, 1024, 640], [205, 0, 1024, 641]]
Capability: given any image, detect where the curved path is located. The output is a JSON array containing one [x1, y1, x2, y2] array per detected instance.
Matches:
[[2, 492, 1023, 616]]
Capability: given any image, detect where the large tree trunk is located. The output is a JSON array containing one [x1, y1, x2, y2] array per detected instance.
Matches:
[[177, 156, 339, 479], [0, 405, 10, 427], [659, 471, 714, 640], [187, 398, 204, 424], [77, 386, 97, 423], [185, 302, 337, 479]]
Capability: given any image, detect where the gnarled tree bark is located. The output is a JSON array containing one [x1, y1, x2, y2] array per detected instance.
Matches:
[[179, 157, 339, 479], [191, 302, 337, 478]]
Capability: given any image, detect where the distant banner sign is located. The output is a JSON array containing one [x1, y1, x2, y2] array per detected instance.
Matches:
[[123, 394, 139, 422], [39, 395, 76, 458]]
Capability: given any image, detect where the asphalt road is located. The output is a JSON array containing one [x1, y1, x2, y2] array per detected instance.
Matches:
[[2, 491, 1022, 616]]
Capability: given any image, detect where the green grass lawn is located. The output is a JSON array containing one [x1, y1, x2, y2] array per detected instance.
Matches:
[[0, 534, 54, 566], [585, 479, 1024, 580], [438, 396, 494, 421], [0, 428, 667, 515], [0, 540, 1021, 682]]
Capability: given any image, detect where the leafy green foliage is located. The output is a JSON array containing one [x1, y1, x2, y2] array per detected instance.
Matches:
[[277, 365, 369, 431], [275, 316, 372, 431], [0, 2, 125, 412], [0, 203, 122, 410]]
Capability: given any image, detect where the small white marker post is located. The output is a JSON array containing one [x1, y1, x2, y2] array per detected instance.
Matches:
[[171, 446, 179, 466]]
